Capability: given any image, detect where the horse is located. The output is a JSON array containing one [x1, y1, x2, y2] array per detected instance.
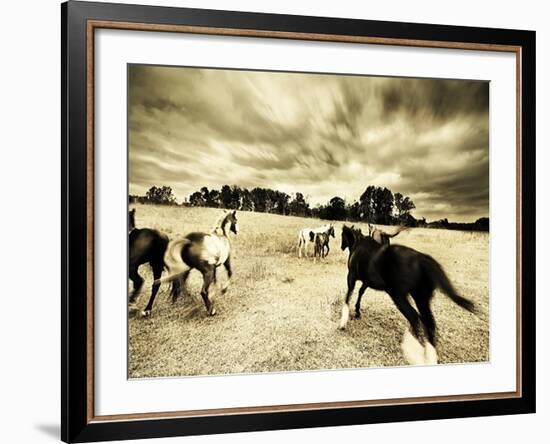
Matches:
[[367, 223, 408, 245], [339, 224, 476, 365], [311, 232, 329, 262], [298, 223, 334, 257], [128, 209, 170, 317], [155, 210, 238, 316], [129, 208, 136, 231]]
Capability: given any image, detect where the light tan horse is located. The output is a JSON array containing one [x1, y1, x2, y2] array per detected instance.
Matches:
[[155, 210, 238, 316]]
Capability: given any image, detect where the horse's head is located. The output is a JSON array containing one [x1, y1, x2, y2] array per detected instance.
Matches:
[[129, 208, 136, 231], [228, 210, 239, 235], [328, 224, 335, 238], [341, 225, 355, 251]]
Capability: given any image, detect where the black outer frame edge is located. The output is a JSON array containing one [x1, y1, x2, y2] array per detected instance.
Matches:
[[69, 0, 535, 44], [520, 31, 536, 413], [62, 1, 536, 442], [61, 2, 68, 442], [64, 1, 90, 442], [76, 397, 534, 443]]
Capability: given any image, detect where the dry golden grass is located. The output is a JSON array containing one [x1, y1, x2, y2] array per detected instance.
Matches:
[[128, 204, 489, 378]]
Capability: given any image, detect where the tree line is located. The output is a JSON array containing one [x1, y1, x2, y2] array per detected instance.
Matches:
[[130, 184, 423, 226], [130, 184, 488, 230]]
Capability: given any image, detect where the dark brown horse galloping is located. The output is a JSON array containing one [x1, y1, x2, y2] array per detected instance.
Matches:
[[339, 225, 476, 365], [128, 209, 170, 317], [155, 210, 238, 316]]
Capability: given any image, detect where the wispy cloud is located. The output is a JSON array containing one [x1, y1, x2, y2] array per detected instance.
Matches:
[[129, 65, 489, 222]]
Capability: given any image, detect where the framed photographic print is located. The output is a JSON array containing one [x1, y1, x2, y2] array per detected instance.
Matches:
[[62, 1, 536, 442]]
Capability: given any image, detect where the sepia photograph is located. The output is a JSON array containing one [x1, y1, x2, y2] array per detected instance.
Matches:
[[127, 64, 489, 379]]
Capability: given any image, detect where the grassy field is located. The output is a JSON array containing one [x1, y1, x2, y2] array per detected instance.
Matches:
[[128, 204, 489, 378]]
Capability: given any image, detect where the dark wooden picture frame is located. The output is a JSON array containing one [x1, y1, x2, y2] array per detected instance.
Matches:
[[62, 1, 536, 442]]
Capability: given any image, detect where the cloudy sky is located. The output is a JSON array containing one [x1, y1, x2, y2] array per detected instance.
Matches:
[[128, 65, 489, 222]]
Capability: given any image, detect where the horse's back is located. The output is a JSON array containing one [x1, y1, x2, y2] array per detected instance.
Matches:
[[184, 232, 208, 243], [129, 228, 169, 266], [349, 240, 421, 285], [181, 232, 230, 267], [368, 244, 436, 290]]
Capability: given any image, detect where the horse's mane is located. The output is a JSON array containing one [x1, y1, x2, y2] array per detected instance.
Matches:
[[342, 225, 357, 251], [211, 211, 228, 233], [343, 225, 383, 252], [211, 210, 236, 236]]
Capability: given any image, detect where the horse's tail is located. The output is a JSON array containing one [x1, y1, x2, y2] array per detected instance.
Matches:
[[387, 226, 409, 238], [421, 255, 477, 313], [154, 238, 191, 285], [309, 231, 316, 242]]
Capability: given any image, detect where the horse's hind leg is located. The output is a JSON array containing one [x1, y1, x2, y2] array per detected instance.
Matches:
[[354, 283, 368, 319], [129, 265, 143, 304], [171, 270, 190, 304], [221, 257, 233, 294], [412, 289, 438, 364], [339, 272, 356, 329], [392, 292, 426, 365], [200, 268, 216, 316], [142, 262, 163, 317]]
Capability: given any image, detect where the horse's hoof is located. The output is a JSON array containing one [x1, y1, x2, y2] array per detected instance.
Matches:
[[401, 331, 425, 365], [209, 307, 217, 316], [424, 343, 438, 365], [354, 312, 361, 320], [141, 310, 151, 318], [339, 304, 350, 329]]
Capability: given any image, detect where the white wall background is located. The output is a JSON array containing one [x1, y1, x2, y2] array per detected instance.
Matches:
[[0, 0, 546, 443]]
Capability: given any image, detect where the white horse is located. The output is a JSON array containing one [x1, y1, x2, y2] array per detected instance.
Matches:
[[297, 223, 334, 258]]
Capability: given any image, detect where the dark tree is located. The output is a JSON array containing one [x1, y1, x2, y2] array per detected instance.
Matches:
[[251, 187, 268, 212], [325, 196, 347, 220], [359, 185, 376, 221], [220, 185, 233, 209], [347, 201, 361, 221], [310, 205, 321, 219], [394, 192, 416, 223], [241, 189, 254, 211], [145, 186, 176, 205], [230, 186, 242, 209], [273, 191, 290, 215], [206, 189, 220, 207], [374, 187, 394, 224], [289, 192, 310, 217], [360, 185, 394, 223], [200, 186, 210, 203], [189, 191, 205, 207], [474, 217, 489, 231]]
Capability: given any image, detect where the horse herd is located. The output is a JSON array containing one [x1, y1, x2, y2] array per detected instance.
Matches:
[[129, 208, 477, 365]]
